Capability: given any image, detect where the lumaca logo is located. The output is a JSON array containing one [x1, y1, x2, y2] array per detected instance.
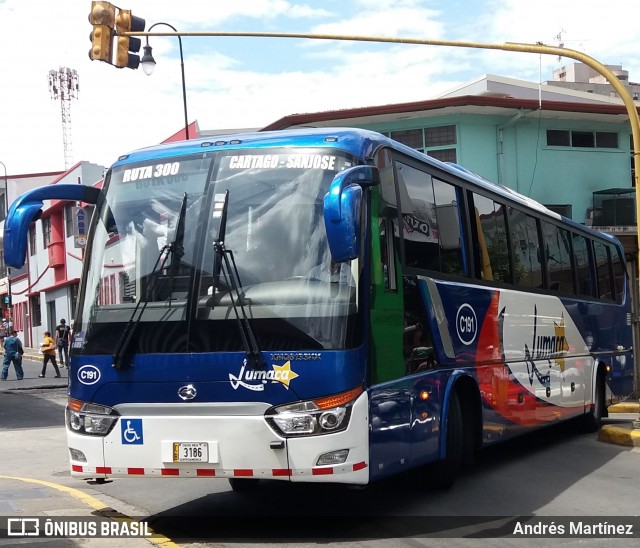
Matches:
[[229, 360, 300, 391]]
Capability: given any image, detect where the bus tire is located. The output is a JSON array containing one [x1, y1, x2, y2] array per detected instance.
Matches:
[[430, 390, 464, 490], [228, 478, 261, 492], [581, 369, 606, 433]]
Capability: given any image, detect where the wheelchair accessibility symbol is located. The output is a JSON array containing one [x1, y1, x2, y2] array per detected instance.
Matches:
[[121, 419, 143, 445]]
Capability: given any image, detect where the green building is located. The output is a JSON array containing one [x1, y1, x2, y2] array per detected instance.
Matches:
[[264, 74, 638, 258]]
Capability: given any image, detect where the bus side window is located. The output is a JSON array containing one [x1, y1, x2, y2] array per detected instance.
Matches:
[[593, 241, 614, 300], [433, 178, 465, 276], [395, 160, 464, 276], [379, 218, 398, 291], [572, 233, 594, 297], [471, 193, 511, 283], [610, 244, 626, 304], [508, 207, 542, 288], [403, 276, 437, 374], [542, 222, 574, 293], [376, 147, 399, 291]]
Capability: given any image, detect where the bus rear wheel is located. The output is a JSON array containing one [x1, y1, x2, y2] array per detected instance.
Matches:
[[581, 369, 607, 433]]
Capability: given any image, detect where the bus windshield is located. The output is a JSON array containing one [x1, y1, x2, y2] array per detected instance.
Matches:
[[75, 148, 362, 356]]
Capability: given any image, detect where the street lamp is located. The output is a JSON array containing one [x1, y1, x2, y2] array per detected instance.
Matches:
[[140, 22, 190, 140], [0, 160, 11, 330]]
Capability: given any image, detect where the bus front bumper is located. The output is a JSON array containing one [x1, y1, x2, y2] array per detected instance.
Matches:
[[66, 393, 370, 484]]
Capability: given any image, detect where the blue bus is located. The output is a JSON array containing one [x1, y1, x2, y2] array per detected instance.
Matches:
[[4, 128, 633, 490]]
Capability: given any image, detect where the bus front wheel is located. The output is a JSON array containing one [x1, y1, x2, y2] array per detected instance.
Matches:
[[424, 390, 464, 490]]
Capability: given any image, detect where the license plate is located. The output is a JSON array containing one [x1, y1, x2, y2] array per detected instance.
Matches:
[[173, 442, 208, 462]]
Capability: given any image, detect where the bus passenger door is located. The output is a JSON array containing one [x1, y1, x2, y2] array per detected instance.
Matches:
[[368, 150, 413, 480]]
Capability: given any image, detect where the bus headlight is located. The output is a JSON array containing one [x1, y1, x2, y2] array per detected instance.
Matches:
[[66, 398, 119, 436], [265, 386, 362, 437]]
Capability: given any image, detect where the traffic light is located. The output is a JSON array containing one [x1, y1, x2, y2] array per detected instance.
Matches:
[[115, 9, 146, 69], [88, 1, 116, 63]]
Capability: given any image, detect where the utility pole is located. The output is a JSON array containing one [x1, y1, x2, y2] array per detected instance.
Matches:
[[48, 67, 80, 169]]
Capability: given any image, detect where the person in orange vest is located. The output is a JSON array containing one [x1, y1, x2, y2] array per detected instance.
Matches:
[[39, 331, 61, 378]]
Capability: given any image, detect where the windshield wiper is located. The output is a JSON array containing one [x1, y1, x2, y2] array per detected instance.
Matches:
[[211, 191, 264, 370], [112, 193, 188, 369], [168, 192, 188, 298]]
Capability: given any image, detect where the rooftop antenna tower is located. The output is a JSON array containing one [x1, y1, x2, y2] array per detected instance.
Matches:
[[555, 29, 566, 62], [48, 67, 80, 169]]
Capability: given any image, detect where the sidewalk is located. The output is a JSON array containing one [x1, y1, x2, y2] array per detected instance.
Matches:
[[0, 347, 69, 390]]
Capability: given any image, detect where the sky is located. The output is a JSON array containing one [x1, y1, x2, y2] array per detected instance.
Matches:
[[0, 0, 639, 176]]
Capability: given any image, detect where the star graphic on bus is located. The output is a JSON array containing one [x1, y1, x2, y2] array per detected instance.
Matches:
[[554, 317, 569, 373], [272, 361, 299, 389]]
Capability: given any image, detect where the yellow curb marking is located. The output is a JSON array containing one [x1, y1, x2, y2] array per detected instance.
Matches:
[[0, 475, 179, 547], [598, 426, 640, 447], [608, 403, 640, 414]]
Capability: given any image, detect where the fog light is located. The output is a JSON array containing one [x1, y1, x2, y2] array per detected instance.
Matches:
[[69, 447, 87, 462], [316, 449, 349, 466]]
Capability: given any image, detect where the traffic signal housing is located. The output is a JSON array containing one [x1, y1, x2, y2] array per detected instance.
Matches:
[[88, 1, 116, 63], [115, 9, 146, 69]]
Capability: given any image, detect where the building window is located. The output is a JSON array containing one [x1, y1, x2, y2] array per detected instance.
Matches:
[[425, 125, 456, 147], [42, 217, 52, 248], [29, 294, 41, 327], [572, 131, 595, 148], [390, 129, 423, 149], [546, 130, 619, 149], [387, 125, 457, 161], [596, 132, 619, 148], [65, 204, 74, 238], [427, 149, 457, 163], [544, 204, 572, 219], [547, 130, 570, 146], [29, 226, 36, 256], [69, 283, 79, 320]]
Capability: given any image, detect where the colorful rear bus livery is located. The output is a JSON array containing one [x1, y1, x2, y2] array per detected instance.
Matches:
[[4, 128, 632, 489]]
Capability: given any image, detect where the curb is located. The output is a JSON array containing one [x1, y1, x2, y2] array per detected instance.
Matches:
[[600, 402, 640, 447], [0, 476, 177, 547], [608, 402, 640, 414], [598, 424, 640, 447]]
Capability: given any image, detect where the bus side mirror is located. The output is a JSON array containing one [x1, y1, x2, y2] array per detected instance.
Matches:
[[323, 165, 379, 263], [4, 184, 103, 268]]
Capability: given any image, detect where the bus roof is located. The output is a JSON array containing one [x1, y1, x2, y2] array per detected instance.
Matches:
[[111, 127, 619, 246]]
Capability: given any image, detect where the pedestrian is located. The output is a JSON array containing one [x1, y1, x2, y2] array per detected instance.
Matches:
[[55, 318, 71, 368], [39, 331, 61, 378], [2, 330, 24, 381]]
